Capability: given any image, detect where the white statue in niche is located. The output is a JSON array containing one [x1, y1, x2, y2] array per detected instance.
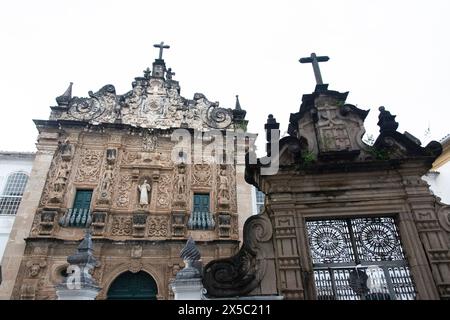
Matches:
[[138, 179, 151, 205]]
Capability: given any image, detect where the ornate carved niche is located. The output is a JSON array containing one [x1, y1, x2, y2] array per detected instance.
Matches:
[[38, 210, 57, 235], [172, 164, 187, 209], [137, 177, 152, 210], [217, 164, 231, 210], [171, 211, 186, 238], [91, 211, 108, 236], [49, 160, 71, 204], [132, 213, 148, 238], [97, 164, 115, 205], [106, 148, 117, 164], [58, 139, 74, 161]]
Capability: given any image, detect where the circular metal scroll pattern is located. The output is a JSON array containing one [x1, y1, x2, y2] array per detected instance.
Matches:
[[310, 225, 345, 259], [360, 223, 397, 256]]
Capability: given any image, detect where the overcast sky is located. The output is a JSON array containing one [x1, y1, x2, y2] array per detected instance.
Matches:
[[1, 0, 449, 153]]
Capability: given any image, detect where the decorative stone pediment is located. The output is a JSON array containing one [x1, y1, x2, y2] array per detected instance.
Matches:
[[289, 85, 370, 161], [50, 62, 241, 131]]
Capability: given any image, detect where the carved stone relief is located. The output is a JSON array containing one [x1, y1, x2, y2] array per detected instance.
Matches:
[[143, 132, 158, 151], [26, 261, 47, 278], [157, 173, 172, 209], [111, 216, 133, 236], [173, 164, 187, 208], [52, 79, 235, 130], [148, 216, 169, 237], [217, 165, 230, 209], [115, 174, 132, 208], [74, 149, 103, 183], [137, 178, 152, 208], [97, 164, 115, 204], [192, 164, 212, 187]]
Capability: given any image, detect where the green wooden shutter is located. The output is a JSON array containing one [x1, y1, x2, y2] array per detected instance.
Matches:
[[73, 190, 93, 210], [193, 194, 209, 213]]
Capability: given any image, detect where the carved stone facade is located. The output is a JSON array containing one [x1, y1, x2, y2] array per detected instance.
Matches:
[[1, 51, 254, 300], [204, 84, 450, 300]]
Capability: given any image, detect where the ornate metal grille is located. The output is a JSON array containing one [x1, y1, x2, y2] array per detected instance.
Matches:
[[306, 217, 416, 300]]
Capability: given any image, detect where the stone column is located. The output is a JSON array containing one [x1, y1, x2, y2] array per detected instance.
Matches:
[[170, 237, 204, 300], [56, 229, 100, 300], [0, 132, 59, 299]]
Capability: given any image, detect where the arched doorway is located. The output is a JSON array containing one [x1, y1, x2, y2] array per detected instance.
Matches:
[[107, 271, 158, 300]]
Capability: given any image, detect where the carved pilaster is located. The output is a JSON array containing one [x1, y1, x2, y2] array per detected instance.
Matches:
[[272, 213, 304, 299], [401, 174, 450, 299]]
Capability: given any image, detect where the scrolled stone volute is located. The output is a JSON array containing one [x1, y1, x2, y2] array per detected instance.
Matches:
[[202, 212, 273, 297]]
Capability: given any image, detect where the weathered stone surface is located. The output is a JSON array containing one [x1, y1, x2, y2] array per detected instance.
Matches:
[[205, 83, 449, 300], [2, 52, 255, 300]]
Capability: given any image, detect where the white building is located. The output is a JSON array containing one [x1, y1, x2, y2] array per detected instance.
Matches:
[[423, 135, 450, 204], [0, 152, 35, 263], [252, 187, 265, 215]]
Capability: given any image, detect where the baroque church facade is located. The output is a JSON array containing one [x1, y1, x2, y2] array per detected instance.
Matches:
[[203, 54, 450, 300], [0, 43, 254, 300]]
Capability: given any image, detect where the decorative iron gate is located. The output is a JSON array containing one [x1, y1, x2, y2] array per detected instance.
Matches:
[[305, 217, 416, 300]]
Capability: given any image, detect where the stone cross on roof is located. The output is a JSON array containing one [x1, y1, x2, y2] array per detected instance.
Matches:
[[299, 53, 329, 85], [154, 41, 170, 60]]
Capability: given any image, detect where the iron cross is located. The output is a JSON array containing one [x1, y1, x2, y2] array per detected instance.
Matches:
[[299, 53, 329, 85], [154, 41, 170, 59]]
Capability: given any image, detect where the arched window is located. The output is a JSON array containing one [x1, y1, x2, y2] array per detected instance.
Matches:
[[107, 271, 158, 300], [0, 171, 29, 215]]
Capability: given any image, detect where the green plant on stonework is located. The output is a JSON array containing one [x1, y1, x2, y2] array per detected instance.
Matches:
[[368, 146, 390, 160], [296, 150, 316, 170], [302, 150, 315, 164], [235, 122, 248, 131]]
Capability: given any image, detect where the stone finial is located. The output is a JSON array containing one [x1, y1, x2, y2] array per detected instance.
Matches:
[[233, 94, 247, 121], [63, 228, 98, 287], [175, 237, 202, 280], [264, 114, 280, 156], [56, 82, 73, 106], [180, 237, 201, 263], [235, 95, 242, 110], [56, 228, 100, 299], [377, 106, 399, 133], [67, 229, 96, 266]]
